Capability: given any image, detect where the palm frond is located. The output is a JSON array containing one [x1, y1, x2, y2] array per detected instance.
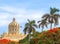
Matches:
[[54, 17, 58, 25], [30, 20, 35, 25], [23, 27, 28, 34], [25, 23, 29, 27], [27, 19, 30, 23], [45, 23, 48, 28], [54, 8, 60, 12], [38, 18, 48, 28], [33, 24, 38, 28], [28, 28, 32, 34], [39, 23, 42, 28], [53, 14, 60, 25], [50, 7, 59, 14], [42, 25, 44, 29], [37, 21, 41, 23], [42, 14, 50, 19], [54, 14, 60, 17], [31, 27, 35, 34]]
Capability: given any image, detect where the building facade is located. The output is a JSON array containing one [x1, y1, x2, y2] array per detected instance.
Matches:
[[0, 18, 26, 41]]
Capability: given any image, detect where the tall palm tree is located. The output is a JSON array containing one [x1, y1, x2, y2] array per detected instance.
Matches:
[[42, 7, 60, 29], [23, 19, 37, 41], [38, 19, 48, 32]]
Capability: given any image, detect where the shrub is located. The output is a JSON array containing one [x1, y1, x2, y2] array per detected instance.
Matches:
[[32, 28, 60, 44]]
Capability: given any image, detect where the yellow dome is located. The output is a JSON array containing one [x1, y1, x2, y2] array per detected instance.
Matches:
[[9, 18, 19, 27], [8, 18, 19, 35]]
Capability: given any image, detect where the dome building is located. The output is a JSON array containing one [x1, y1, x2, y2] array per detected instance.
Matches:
[[1, 18, 26, 41], [8, 18, 19, 35]]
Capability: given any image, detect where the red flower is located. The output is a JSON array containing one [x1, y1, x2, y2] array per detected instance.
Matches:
[[48, 28, 60, 33], [49, 29, 53, 32], [0, 39, 11, 44]]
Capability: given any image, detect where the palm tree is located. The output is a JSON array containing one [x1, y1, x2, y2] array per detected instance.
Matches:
[[23, 19, 37, 41], [38, 19, 48, 32], [42, 7, 60, 29]]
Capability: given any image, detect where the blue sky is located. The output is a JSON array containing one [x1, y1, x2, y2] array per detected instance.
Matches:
[[0, 0, 60, 34]]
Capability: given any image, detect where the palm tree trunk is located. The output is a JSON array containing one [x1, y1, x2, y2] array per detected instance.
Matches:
[[42, 27, 43, 32], [50, 23, 52, 29], [29, 34, 31, 41]]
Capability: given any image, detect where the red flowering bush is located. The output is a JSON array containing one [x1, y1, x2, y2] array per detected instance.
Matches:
[[48, 28, 60, 33], [31, 28, 60, 44], [0, 39, 11, 44], [0, 39, 17, 44]]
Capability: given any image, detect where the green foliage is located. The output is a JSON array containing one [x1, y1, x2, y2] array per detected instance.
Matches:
[[30, 39, 34, 44], [42, 7, 60, 28], [23, 19, 37, 41], [9, 41, 15, 44], [23, 19, 37, 34], [33, 31, 40, 38], [38, 19, 48, 32], [19, 35, 29, 44], [33, 28, 60, 44], [18, 7, 60, 44], [19, 28, 60, 44]]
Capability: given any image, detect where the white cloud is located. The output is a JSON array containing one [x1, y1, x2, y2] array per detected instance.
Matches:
[[0, 13, 9, 19], [0, 6, 45, 27]]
